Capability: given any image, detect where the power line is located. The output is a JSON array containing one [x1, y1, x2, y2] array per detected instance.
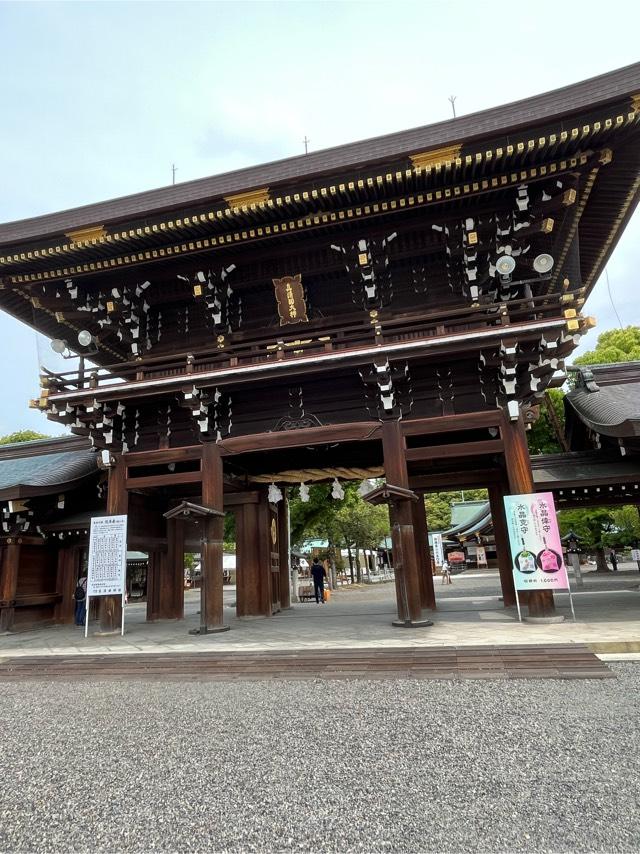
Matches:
[[605, 267, 624, 330]]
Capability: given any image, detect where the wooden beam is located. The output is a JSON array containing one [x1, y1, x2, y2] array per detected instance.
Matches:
[[223, 491, 260, 507], [124, 446, 202, 467], [405, 439, 504, 463], [125, 470, 202, 490], [219, 422, 381, 456], [402, 412, 502, 436], [410, 469, 502, 491]]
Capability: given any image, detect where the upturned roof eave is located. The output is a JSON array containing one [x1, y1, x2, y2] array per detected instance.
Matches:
[[1, 61, 640, 246]]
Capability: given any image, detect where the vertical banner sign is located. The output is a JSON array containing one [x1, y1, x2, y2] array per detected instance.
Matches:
[[432, 533, 445, 567], [476, 545, 487, 568], [503, 492, 569, 591], [86, 515, 128, 638]]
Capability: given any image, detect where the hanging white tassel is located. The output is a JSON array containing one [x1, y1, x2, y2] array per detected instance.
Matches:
[[299, 482, 310, 503], [268, 482, 283, 504], [331, 478, 345, 500]]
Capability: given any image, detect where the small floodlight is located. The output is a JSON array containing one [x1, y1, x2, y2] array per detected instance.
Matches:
[[50, 339, 67, 354], [495, 255, 516, 277], [533, 253, 554, 274], [77, 330, 93, 348]]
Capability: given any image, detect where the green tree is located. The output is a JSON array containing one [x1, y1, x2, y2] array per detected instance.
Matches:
[[574, 326, 640, 366], [334, 499, 389, 583], [610, 505, 640, 546], [557, 507, 616, 571], [527, 389, 566, 455], [0, 430, 49, 444]]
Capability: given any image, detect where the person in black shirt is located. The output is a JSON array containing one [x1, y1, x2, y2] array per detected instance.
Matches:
[[310, 557, 327, 605]]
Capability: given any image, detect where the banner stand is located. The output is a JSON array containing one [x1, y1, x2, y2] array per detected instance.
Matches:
[[84, 595, 90, 639], [512, 570, 576, 623], [567, 582, 577, 622], [121, 592, 126, 637], [513, 572, 523, 623]]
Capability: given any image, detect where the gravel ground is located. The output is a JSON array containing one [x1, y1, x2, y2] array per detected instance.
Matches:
[[0, 664, 639, 853]]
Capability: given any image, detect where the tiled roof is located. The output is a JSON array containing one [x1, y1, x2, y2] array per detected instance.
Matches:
[[0, 446, 97, 498], [1, 61, 640, 244]]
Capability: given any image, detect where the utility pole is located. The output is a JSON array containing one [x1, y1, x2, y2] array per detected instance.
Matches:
[[448, 96, 457, 118], [172, 164, 177, 185], [303, 136, 310, 155]]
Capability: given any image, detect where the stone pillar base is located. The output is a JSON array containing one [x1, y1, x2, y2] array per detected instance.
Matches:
[[189, 625, 231, 635], [392, 618, 434, 628], [524, 614, 565, 624]]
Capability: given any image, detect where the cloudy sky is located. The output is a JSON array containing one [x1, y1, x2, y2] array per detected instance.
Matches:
[[1, 0, 639, 435]]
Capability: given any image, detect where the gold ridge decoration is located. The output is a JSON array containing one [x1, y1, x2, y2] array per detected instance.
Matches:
[[65, 225, 107, 245], [410, 144, 462, 170], [224, 187, 270, 210], [0, 149, 613, 286], [273, 274, 308, 325], [631, 94, 640, 113], [2, 109, 638, 272]]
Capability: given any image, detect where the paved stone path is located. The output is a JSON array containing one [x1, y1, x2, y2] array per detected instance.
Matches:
[[1, 570, 638, 659]]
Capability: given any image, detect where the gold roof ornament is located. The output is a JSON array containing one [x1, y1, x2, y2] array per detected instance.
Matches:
[[65, 225, 107, 245], [410, 144, 462, 170], [224, 187, 270, 209]]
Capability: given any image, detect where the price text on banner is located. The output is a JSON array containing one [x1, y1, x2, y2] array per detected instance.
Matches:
[[87, 515, 128, 597], [504, 492, 569, 591]]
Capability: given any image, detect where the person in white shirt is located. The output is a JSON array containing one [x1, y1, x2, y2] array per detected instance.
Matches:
[[441, 560, 452, 585]]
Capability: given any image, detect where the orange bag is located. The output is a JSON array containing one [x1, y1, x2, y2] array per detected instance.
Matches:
[[323, 588, 330, 602]]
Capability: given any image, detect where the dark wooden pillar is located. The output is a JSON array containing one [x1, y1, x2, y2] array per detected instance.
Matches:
[[158, 519, 184, 620], [236, 501, 267, 618], [502, 414, 555, 618], [55, 545, 79, 624], [146, 551, 159, 621], [0, 539, 21, 633], [199, 442, 228, 632], [412, 497, 436, 610], [99, 456, 128, 633], [488, 482, 516, 608], [259, 488, 276, 616], [381, 421, 431, 627], [278, 492, 292, 610]]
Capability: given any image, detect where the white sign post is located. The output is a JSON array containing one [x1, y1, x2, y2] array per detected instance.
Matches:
[[85, 515, 128, 638], [432, 533, 445, 568]]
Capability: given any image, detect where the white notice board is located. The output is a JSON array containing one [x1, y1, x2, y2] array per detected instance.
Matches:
[[432, 533, 445, 567], [87, 515, 128, 597]]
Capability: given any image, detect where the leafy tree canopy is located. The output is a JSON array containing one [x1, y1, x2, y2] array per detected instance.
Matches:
[[0, 430, 49, 445], [573, 326, 640, 366], [527, 389, 566, 455]]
